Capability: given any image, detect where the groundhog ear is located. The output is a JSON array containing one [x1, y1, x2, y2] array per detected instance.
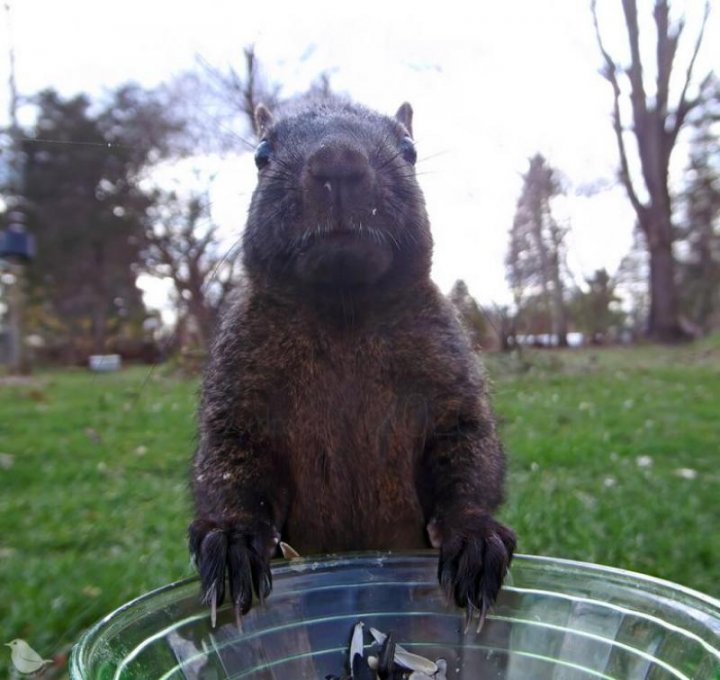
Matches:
[[395, 102, 413, 138], [254, 104, 274, 138]]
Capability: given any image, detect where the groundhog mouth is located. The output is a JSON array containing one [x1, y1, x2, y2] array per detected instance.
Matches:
[[292, 228, 395, 287], [316, 230, 360, 242], [294, 225, 397, 252]]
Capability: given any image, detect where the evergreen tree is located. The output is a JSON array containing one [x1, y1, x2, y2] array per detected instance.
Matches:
[[569, 269, 625, 344], [21, 87, 182, 356], [677, 113, 720, 333], [616, 229, 650, 341], [505, 154, 569, 346], [448, 279, 489, 349]]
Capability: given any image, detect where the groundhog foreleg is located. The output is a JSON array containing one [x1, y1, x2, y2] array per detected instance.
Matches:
[[418, 412, 516, 630], [189, 426, 288, 625]]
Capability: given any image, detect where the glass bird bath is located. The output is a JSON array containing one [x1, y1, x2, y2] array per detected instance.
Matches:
[[70, 553, 720, 679]]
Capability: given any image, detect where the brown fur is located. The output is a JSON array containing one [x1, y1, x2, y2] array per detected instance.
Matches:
[[189, 96, 515, 620]]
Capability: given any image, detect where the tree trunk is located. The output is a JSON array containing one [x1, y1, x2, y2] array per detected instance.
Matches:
[[91, 242, 108, 354], [646, 212, 686, 342], [92, 299, 107, 354], [591, 0, 711, 345], [500, 313, 515, 352], [551, 260, 568, 347]]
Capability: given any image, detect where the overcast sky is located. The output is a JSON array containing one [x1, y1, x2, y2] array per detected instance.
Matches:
[[1, 0, 717, 312]]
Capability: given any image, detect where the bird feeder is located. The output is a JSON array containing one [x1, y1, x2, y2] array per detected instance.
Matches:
[[0, 212, 35, 263], [0, 228, 35, 262]]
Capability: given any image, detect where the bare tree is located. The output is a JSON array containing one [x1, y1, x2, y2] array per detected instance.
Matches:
[[197, 45, 282, 139], [192, 45, 335, 150], [592, 0, 712, 342], [142, 190, 240, 351]]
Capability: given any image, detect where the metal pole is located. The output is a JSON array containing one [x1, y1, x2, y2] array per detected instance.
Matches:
[[3, 0, 27, 373], [4, 262, 23, 371], [4, 2, 19, 134]]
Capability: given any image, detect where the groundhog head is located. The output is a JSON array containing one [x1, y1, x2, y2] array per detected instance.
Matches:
[[241, 97, 432, 291]]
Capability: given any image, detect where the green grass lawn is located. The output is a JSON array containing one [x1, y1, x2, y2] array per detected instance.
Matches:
[[492, 340, 720, 595], [0, 340, 718, 677]]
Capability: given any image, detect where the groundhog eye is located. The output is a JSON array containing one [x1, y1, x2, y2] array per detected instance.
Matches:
[[399, 136, 417, 165], [254, 140, 273, 169]]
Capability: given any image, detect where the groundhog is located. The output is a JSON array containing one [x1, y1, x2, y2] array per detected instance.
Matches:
[[189, 96, 516, 628]]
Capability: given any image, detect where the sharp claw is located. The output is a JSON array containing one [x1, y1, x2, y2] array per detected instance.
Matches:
[[210, 588, 217, 628], [255, 567, 271, 605], [475, 598, 490, 633], [234, 601, 243, 632], [464, 598, 475, 634], [262, 570, 272, 601]]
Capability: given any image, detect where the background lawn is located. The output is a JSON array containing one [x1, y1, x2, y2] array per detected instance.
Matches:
[[1, 340, 718, 677]]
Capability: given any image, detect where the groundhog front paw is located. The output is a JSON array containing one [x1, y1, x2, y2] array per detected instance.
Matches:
[[432, 511, 516, 631], [188, 516, 280, 626]]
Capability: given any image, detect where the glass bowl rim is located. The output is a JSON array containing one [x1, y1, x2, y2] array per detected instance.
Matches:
[[69, 551, 720, 680]]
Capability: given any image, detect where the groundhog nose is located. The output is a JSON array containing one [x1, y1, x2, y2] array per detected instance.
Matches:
[[307, 141, 371, 185]]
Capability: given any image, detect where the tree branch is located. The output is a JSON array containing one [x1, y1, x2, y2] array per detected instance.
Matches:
[[621, 0, 648, 120], [671, 0, 710, 142], [191, 225, 218, 270], [654, 0, 680, 120], [591, 0, 647, 222], [243, 46, 260, 135]]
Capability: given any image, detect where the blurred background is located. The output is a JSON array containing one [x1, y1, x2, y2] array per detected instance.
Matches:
[[0, 0, 718, 677]]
